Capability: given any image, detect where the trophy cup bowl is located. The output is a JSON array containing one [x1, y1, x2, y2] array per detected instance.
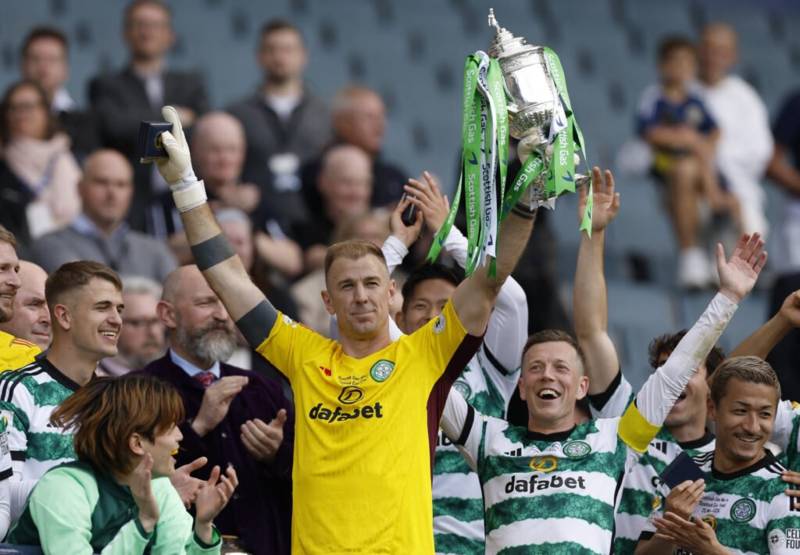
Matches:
[[488, 9, 556, 149]]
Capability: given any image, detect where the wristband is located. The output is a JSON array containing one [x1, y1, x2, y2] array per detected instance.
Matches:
[[511, 201, 538, 220], [172, 180, 208, 213]]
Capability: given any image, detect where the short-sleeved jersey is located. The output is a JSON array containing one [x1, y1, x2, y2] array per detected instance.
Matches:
[[0, 331, 41, 373], [433, 345, 519, 555], [637, 86, 717, 138], [256, 300, 479, 554], [446, 393, 661, 554], [0, 359, 79, 481], [644, 450, 800, 554]]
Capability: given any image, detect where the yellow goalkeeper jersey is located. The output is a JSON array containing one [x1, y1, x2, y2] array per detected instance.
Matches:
[[257, 301, 478, 554], [0, 331, 40, 372]]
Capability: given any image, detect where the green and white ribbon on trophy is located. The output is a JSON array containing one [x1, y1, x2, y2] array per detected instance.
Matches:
[[427, 45, 593, 276]]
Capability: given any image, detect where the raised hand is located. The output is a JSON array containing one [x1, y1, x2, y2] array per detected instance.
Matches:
[[716, 233, 767, 303], [241, 409, 288, 463], [664, 479, 705, 520], [130, 453, 160, 533], [170, 456, 208, 508], [389, 195, 423, 248], [778, 290, 800, 328], [194, 465, 239, 544], [578, 166, 620, 232], [156, 106, 197, 187], [404, 171, 451, 234], [191, 376, 249, 437]]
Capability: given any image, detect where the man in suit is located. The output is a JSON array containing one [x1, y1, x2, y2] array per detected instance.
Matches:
[[228, 19, 331, 229], [88, 0, 208, 229], [141, 265, 293, 555], [19, 26, 98, 160]]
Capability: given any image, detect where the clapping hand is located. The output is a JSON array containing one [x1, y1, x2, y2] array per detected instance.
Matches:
[[170, 456, 208, 508], [194, 465, 239, 545], [653, 512, 726, 555], [241, 409, 288, 463], [664, 479, 705, 520], [129, 454, 160, 533]]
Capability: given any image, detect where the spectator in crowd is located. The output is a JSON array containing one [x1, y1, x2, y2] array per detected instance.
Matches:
[[0, 226, 41, 370], [228, 19, 331, 227], [141, 265, 293, 555], [0, 80, 82, 243], [695, 23, 772, 239], [149, 112, 302, 280], [0, 261, 123, 520], [637, 37, 735, 288], [89, 0, 208, 229], [98, 275, 165, 377], [19, 26, 98, 159], [291, 208, 391, 334], [766, 90, 800, 399], [293, 144, 373, 271], [30, 149, 176, 282], [7, 373, 238, 553], [155, 103, 535, 553], [0, 261, 51, 351], [300, 86, 407, 216]]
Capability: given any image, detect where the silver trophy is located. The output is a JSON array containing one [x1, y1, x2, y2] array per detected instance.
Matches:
[[488, 8, 557, 149], [487, 9, 587, 200]]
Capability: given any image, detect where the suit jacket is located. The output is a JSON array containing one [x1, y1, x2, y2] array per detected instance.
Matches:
[[140, 354, 293, 555], [227, 91, 331, 229], [88, 66, 209, 230]]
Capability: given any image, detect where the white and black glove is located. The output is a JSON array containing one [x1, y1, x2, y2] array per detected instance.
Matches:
[[156, 106, 207, 213]]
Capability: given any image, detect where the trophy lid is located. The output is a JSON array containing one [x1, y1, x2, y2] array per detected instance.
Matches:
[[487, 8, 538, 59]]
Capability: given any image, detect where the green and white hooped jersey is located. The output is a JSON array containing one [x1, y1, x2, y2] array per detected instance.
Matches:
[[0, 359, 78, 482], [450, 409, 645, 554], [433, 344, 519, 555], [644, 450, 800, 554], [589, 372, 716, 554], [593, 372, 800, 554]]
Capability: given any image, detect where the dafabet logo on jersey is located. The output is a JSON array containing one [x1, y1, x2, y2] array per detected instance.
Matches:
[[505, 473, 587, 494], [308, 401, 384, 423]]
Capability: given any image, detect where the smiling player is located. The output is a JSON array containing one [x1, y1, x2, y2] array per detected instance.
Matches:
[[0, 261, 124, 520]]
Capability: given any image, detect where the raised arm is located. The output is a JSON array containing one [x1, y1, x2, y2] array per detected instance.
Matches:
[[573, 167, 621, 394], [731, 289, 800, 359], [446, 206, 534, 337], [156, 106, 275, 349], [628, 234, 767, 450]]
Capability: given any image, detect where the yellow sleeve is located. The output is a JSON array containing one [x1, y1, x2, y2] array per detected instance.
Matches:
[[401, 300, 477, 390], [254, 312, 332, 384]]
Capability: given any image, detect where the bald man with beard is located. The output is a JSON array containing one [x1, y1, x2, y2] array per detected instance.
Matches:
[[30, 149, 177, 281], [0, 261, 51, 351], [141, 265, 293, 555]]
